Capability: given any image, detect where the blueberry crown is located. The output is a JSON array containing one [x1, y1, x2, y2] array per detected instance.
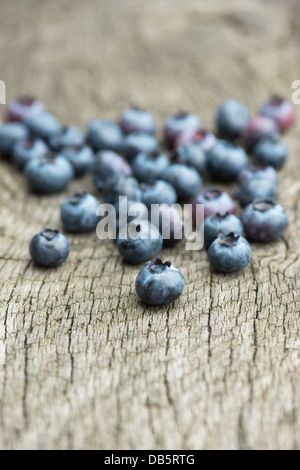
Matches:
[[219, 232, 240, 247], [253, 200, 275, 212], [149, 258, 172, 272], [41, 229, 60, 241]]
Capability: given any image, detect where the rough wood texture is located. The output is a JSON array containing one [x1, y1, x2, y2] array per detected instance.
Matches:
[[0, 0, 300, 450]]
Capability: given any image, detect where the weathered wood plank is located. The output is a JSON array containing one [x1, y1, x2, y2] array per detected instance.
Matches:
[[0, 0, 300, 450]]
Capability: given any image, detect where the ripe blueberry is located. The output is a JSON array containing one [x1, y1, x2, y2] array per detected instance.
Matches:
[[141, 180, 177, 207], [154, 205, 185, 247], [204, 213, 244, 247], [26, 112, 63, 141], [237, 162, 279, 186], [7, 96, 45, 123], [175, 128, 217, 153], [172, 143, 207, 174], [164, 111, 203, 148], [0, 122, 29, 156], [61, 145, 95, 177], [252, 138, 289, 169], [215, 98, 251, 139], [119, 107, 156, 135], [30, 229, 70, 267], [12, 137, 48, 169], [87, 119, 123, 153], [93, 150, 132, 190], [237, 177, 277, 208], [208, 233, 251, 273], [260, 95, 296, 132], [131, 150, 170, 182], [192, 188, 236, 219], [241, 116, 279, 150], [163, 164, 202, 200], [208, 140, 248, 181], [104, 175, 142, 206], [25, 154, 74, 194], [117, 220, 162, 264], [61, 191, 101, 233], [241, 200, 288, 242], [48, 126, 85, 152], [122, 132, 159, 162], [136, 258, 185, 305]]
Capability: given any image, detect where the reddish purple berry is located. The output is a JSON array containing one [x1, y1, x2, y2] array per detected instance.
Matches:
[[7, 96, 45, 123], [241, 116, 279, 150], [164, 111, 203, 149], [192, 188, 236, 220], [260, 96, 296, 133], [241, 200, 288, 242]]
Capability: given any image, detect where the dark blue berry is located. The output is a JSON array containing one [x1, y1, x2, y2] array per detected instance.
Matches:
[[12, 137, 48, 169], [204, 213, 244, 246], [154, 205, 185, 247], [7, 96, 45, 123], [253, 138, 289, 169], [48, 126, 85, 152], [136, 258, 185, 305], [241, 200, 288, 242], [87, 119, 123, 153], [172, 143, 207, 174], [164, 111, 203, 148], [208, 140, 248, 182], [119, 107, 156, 135], [163, 164, 202, 200], [25, 154, 74, 194], [122, 132, 159, 162], [93, 150, 132, 190], [131, 150, 170, 182], [61, 191, 101, 233], [115, 198, 148, 236], [26, 112, 63, 141], [237, 177, 277, 208], [61, 145, 95, 177], [141, 180, 177, 207], [241, 116, 279, 150], [216, 99, 251, 139], [260, 95, 296, 132], [208, 233, 251, 272], [0, 122, 29, 156], [192, 188, 236, 219], [30, 229, 70, 267], [237, 162, 278, 186], [117, 220, 162, 264], [104, 175, 142, 206]]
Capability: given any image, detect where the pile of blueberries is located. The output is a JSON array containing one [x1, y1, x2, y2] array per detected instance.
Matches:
[[0, 95, 295, 305]]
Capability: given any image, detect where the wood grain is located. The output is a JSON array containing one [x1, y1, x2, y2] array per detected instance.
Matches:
[[0, 0, 300, 450]]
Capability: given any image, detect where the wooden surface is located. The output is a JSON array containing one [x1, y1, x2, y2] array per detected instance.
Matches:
[[0, 0, 300, 450]]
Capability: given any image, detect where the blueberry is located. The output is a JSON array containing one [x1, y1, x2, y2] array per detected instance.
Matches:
[[103, 175, 142, 205], [87, 119, 123, 153], [61, 191, 101, 233], [252, 138, 289, 169], [208, 140, 248, 181], [172, 143, 207, 174], [154, 204, 185, 247], [0, 122, 29, 156], [204, 213, 244, 246], [163, 164, 202, 200], [25, 153, 74, 194], [61, 145, 95, 177], [117, 220, 162, 264], [115, 198, 148, 235], [30, 229, 70, 267], [237, 177, 277, 208], [241, 200, 288, 242], [241, 116, 279, 150], [122, 132, 159, 162], [175, 129, 217, 154], [192, 188, 236, 219], [93, 150, 132, 191], [141, 180, 177, 207], [237, 162, 279, 186], [12, 137, 48, 169], [131, 150, 170, 182], [26, 111, 63, 141], [119, 107, 156, 135], [7, 96, 45, 123], [164, 111, 203, 149], [48, 126, 85, 152], [215, 99, 251, 139], [260, 95, 296, 133], [208, 233, 251, 273], [136, 258, 185, 305]]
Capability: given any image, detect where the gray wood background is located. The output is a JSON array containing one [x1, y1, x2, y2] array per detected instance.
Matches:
[[0, 0, 300, 450]]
